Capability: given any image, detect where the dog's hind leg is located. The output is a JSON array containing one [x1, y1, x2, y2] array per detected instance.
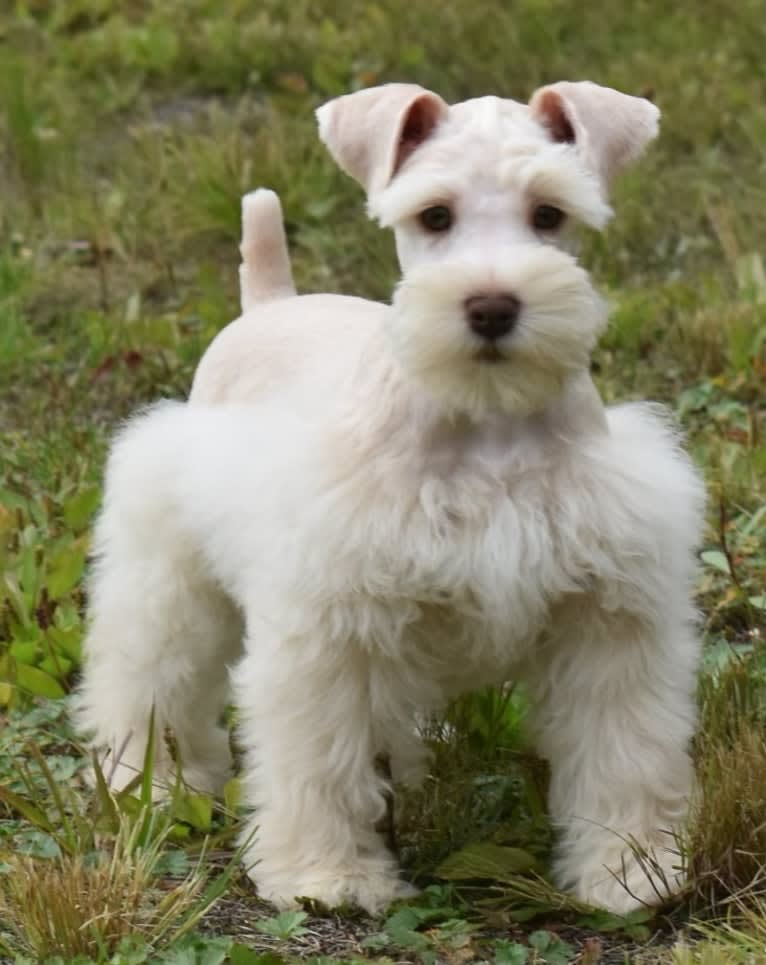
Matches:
[[73, 407, 243, 796]]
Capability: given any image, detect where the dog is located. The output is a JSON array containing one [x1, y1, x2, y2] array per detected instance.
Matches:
[[74, 81, 705, 915]]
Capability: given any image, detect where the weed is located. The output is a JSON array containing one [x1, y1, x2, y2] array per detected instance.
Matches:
[[255, 910, 310, 940], [685, 664, 766, 911], [0, 811, 210, 960]]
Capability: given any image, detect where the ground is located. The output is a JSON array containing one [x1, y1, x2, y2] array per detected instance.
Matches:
[[0, 1, 765, 963]]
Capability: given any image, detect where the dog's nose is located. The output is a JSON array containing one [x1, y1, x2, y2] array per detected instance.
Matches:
[[465, 294, 521, 340]]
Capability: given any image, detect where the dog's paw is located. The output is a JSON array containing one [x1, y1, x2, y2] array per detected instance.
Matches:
[[254, 865, 417, 915], [570, 837, 684, 913]]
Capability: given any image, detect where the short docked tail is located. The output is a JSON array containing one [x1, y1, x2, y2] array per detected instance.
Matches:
[[238, 189, 296, 312]]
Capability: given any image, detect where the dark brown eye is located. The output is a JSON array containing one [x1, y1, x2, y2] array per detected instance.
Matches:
[[532, 204, 566, 231], [419, 205, 453, 232]]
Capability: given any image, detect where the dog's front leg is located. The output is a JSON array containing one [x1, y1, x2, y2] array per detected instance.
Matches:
[[231, 636, 416, 914], [525, 598, 699, 913]]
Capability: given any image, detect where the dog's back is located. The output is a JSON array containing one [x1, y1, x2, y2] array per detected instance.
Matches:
[[190, 189, 385, 407]]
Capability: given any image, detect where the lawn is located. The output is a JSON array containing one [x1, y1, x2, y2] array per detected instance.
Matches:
[[1, 1, 765, 962]]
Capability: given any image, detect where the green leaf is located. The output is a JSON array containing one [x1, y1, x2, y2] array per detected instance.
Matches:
[[63, 486, 100, 530], [47, 625, 83, 662], [373, 906, 448, 953], [700, 549, 731, 575], [46, 755, 80, 781], [198, 940, 231, 965], [154, 849, 192, 876], [140, 705, 157, 809], [748, 594, 766, 610], [167, 822, 192, 842], [528, 930, 574, 965], [112, 934, 151, 963], [173, 792, 213, 831], [46, 543, 86, 598], [9, 639, 38, 664], [385, 906, 447, 929], [255, 910, 309, 939], [360, 932, 390, 951], [436, 842, 540, 881], [158, 948, 198, 965], [4, 573, 31, 627], [433, 917, 476, 946], [15, 662, 66, 698], [509, 904, 549, 923], [223, 775, 242, 811], [578, 905, 654, 933], [92, 750, 120, 834], [16, 829, 62, 858], [384, 923, 430, 953], [0, 785, 55, 831], [493, 939, 528, 965], [39, 654, 73, 678]]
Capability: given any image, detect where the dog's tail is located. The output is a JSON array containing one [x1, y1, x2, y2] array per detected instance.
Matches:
[[239, 189, 296, 312]]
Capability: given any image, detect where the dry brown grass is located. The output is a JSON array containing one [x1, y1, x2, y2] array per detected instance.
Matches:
[[684, 648, 766, 913], [0, 818, 208, 960]]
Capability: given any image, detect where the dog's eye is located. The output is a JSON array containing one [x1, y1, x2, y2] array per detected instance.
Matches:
[[531, 204, 566, 231], [419, 205, 453, 233]]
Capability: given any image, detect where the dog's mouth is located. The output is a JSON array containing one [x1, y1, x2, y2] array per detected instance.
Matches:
[[473, 344, 506, 364]]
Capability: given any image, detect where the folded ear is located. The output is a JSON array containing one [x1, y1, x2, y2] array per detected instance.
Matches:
[[529, 81, 660, 185], [316, 83, 449, 197]]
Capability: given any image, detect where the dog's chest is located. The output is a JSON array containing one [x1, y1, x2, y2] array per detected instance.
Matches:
[[342, 427, 591, 664]]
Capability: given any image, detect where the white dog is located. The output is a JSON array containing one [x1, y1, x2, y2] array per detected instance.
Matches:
[[75, 81, 705, 915]]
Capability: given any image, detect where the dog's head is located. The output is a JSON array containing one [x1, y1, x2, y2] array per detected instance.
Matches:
[[317, 82, 659, 418]]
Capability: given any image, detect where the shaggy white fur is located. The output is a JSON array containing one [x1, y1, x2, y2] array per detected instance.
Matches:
[[74, 80, 705, 916]]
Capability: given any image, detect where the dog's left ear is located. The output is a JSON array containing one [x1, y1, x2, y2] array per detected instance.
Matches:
[[529, 81, 660, 185], [317, 83, 450, 197]]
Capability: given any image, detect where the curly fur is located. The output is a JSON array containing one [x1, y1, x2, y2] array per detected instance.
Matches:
[[74, 81, 703, 915]]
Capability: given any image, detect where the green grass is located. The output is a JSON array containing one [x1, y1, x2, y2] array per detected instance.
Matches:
[[1, 0, 765, 962]]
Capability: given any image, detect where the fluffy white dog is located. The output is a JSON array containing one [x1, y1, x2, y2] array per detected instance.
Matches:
[[75, 81, 705, 915]]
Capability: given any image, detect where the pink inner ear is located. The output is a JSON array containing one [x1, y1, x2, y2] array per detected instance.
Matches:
[[537, 90, 576, 144], [395, 97, 442, 173]]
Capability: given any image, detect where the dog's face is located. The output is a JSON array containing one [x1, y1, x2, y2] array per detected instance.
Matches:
[[371, 98, 610, 418], [318, 82, 660, 418]]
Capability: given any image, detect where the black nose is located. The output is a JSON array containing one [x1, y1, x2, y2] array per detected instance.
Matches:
[[465, 294, 521, 340]]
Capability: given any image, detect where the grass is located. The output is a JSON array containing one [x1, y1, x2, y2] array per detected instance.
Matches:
[[1, 0, 765, 961], [1, 818, 205, 959]]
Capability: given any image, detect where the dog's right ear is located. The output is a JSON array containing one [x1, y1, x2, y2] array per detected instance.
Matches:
[[316, 84, 449, 197]]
